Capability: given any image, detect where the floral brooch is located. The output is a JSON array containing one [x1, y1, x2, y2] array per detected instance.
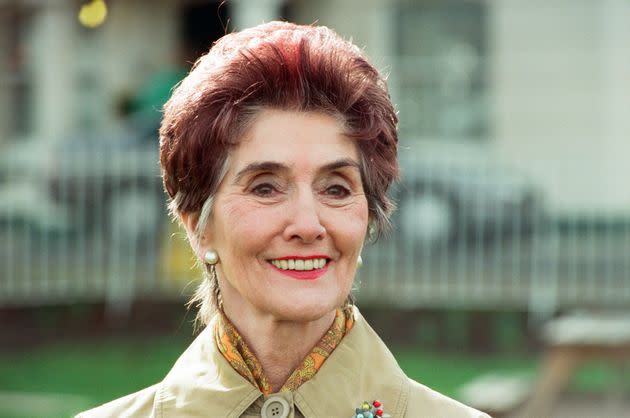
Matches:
[[351, 400, 391, 418]]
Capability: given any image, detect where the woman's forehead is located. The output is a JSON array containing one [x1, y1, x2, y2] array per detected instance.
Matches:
[[228, 109, 360, 175]]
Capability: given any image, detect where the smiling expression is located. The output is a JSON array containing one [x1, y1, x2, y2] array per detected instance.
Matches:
[[200, 109, 369, 322]]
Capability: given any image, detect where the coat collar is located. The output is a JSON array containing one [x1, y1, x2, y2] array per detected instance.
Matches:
[[156, 307, 409, 418], [156, 318, 260, 418]]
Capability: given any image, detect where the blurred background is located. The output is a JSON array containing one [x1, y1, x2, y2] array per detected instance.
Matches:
[[1, 0, 629, 417]]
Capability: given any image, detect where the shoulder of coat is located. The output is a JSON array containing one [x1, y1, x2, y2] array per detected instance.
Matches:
[[75, 383, 160, 418]]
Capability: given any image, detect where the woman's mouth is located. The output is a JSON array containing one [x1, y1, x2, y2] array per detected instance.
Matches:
[[268, 257, 330, 280]]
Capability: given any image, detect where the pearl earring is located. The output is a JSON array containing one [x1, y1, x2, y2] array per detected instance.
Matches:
[[357, 255, 363, 268], [204, 250, 219, 265]]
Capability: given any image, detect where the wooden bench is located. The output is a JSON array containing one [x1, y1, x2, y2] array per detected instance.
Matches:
[[521, 312, 630, 417]]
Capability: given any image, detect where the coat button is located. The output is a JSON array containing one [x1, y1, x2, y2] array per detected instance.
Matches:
[[261, 396, 290, 418]]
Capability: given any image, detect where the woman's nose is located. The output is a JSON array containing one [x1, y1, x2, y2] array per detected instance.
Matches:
[[282, 190, 326, 243]]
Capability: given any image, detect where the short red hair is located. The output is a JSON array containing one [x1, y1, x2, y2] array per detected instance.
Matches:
[[160, 21, 399, 238]]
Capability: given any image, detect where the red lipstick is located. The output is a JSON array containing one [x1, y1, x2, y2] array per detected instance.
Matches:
[[268, 256, 330, 281]]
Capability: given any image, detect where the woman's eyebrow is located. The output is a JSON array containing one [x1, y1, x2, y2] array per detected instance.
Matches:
[[319, 158, 361, 174], [233, 158, 360, 184], [233, 161, 288, 184]]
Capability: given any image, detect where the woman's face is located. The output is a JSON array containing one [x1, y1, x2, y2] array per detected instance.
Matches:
[[199, 109, 368, 322]]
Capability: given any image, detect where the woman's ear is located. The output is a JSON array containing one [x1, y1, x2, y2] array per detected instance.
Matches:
[[179, 211, 204, 256], [366, 218, 376, 243]]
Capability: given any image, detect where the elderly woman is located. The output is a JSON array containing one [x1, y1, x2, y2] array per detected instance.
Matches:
[[78, 22, 488, 418]]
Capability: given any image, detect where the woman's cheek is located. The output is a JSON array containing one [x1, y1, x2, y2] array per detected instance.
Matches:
[[224, 200, 285, 235], [337, 200, 369, 234]]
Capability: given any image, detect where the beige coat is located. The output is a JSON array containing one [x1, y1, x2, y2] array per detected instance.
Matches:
[[77, 308, 489, 417]]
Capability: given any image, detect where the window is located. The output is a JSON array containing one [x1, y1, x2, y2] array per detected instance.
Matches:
[[1, 4, 34, 139], [395, 0, 488, 140]]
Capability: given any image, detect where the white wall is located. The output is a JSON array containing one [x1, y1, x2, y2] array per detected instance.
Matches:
[[0, 8, 10, 143], [29, 1, 78, 142], [490, 0, 630, 215], [291, 0, 396, 76], [599, 0, 630, 214], [231, 0, 284, 30]]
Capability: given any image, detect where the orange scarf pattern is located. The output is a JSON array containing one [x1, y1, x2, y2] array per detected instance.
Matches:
[[214, 307, 354, 395]]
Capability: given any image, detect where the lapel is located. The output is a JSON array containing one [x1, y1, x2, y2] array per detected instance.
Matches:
[[294, 307, 410, 417]]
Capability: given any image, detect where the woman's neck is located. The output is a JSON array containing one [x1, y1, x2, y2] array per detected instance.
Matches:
[[222, 305, 336, 392]]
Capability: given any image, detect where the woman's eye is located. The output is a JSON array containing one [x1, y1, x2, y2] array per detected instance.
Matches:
[[325, 184, 351, 198], [251, 183, 277, 197]]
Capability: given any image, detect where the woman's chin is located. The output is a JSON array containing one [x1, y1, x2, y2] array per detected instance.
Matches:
[[264, 298, 340, 323], [249, 277, 347, 322]]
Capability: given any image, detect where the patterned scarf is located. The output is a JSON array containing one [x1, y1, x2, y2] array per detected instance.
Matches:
[[214, 307, 354, 395]]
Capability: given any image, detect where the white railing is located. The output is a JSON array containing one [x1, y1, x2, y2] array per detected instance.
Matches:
[[1, 148, 629, 318]]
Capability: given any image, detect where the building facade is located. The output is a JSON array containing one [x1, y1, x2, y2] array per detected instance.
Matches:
[[1, 0, 629, 215]]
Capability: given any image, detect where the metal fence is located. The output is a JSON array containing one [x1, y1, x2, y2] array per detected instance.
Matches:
[[1, 146, 630, 317], [359, 157, 630, 317]]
